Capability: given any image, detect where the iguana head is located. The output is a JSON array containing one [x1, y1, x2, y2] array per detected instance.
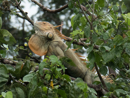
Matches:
[[34, 21, 54, 32], [34, 21, 68, 40]]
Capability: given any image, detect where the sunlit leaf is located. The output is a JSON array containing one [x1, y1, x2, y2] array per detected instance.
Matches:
[[5, 91, 13, 98], [121, 2, 127, 13], [49, 55, 59, 65], [123, 13, 130, 26], [97, 0, 105, 7], [23, 72, 35, 82]]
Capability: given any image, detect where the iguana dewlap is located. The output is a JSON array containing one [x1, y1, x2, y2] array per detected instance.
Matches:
[[28, 21, 100, 84]]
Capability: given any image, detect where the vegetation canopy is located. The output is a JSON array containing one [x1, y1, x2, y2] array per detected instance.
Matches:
[[0, 0, 130, 98]]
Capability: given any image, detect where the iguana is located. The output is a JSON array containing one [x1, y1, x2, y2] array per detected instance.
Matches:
[[28, 21, 100, 84]]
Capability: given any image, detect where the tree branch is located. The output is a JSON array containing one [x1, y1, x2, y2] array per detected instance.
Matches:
[[74, 2, 97, 20], [0, 58, 17, 66], [94, 63, 109, 92], [65, 37, 99, 49], [31, 0, 68, 13], [11, 0, 34, 25], [77, 0, 92, 26]]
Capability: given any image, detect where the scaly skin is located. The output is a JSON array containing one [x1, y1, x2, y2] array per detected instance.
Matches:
[[28, 21, 100, 84]]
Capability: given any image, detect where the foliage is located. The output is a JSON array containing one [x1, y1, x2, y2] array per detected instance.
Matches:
[[0, 0, 130, 98]]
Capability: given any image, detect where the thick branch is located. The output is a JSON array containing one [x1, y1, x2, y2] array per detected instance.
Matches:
[[31, 0, 68, 13], [0, 58, 17, 65]]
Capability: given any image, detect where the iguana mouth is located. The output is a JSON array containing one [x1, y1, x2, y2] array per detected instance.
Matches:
[[34, 21, 41, 31]]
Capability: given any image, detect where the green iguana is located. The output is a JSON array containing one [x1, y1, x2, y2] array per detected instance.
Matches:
[[28, 21, 100, 84]]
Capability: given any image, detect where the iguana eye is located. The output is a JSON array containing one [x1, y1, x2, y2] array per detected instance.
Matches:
[[43, 22, 46, 25]]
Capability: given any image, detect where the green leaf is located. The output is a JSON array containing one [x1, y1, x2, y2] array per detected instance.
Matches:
[[49, 55, 59, 65], [113, 35, 123, 46], [97, 0, 105, 7], [11, 83, 27, 98], [5, 91, 13, 98], [102, 48, 115, 63], [126, 95, 130, 98], [73, 14, 80, 22], [0, 50, 6, 58], [20, 60, 30, 77], [124, 43, 130, 56], [0, 64, 9, 88], [1, 92, 6, 97], [0, 17, 2, 29], [103, 33, 109, 40], [84, 26, 90, 38], [123, 13, 130, 26], [103, 46, 111, 51], [62, 74, 71, 82], [39, 62, 48, 76], [80, 16, 87, 29], [71, 14, 81, 30], [0, 0, 2, 4], [42, 86, 47, 93], [4, 64, 15, 73], [88, 87, 97, 95], [30, 73, 38, 86], [68, 1, 74, 8], [0, 29, 16, 45], [96, 39, 104, 45], [57, 89, 67, 98], [113, 5, 119, 12], [99, 66, 107, 75], [88, 51, 95, 64], [94, 52, 102, 65], [45, 74, 51, 81], [87, 45, 93, 53], [107, 28, 114, 37], [71, 15, 75, 28], [115, 89, 127, 97], [19, 46, 24, 50], [125, 46, 130, 56], [11, 61, 23, 78], [23, 72, 35, 82], [70, 30, 79, 36], [76, 82, 87, 91], [121, 2, 127, 13], [115, 46, 123, 57], [92, 34, 98, 43]]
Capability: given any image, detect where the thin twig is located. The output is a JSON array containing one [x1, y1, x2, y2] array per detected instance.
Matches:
[[75, 3, 97, 20], [94, 63, 109, 92], [77, 0, 92, 26], [11, 1, 34, 25], [65, 37, 99, 49]]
